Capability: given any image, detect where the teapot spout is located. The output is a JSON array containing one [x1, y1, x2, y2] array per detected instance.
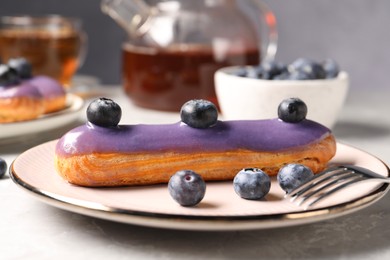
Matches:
[[101, 0, 151, 36]]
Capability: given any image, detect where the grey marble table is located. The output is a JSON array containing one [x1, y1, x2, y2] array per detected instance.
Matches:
[[0, 86, 389, 259]]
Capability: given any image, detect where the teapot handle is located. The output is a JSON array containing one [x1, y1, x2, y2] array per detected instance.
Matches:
[[251, 0, 278, 62]]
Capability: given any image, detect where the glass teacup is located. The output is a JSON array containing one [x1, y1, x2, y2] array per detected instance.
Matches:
[[0, 15, 87, 88]]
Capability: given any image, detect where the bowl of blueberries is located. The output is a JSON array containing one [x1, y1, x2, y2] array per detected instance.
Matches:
[[214, 58, 349, 129]]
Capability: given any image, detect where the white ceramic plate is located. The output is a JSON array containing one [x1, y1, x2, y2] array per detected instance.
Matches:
[[10, 141, 389, 231], [0, 94, 84, 139]]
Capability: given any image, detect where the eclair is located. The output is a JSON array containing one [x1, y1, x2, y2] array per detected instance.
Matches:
[[29, 76, 66, 113], [0, 59, 67, 123], [54, 98, 337, 187], [0, 82, 45, 123]]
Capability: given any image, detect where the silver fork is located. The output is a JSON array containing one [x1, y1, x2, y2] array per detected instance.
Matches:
[[285, 165, 390, 210]]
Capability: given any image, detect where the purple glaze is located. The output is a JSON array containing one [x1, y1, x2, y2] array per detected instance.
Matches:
[[28, 76, 65, 98], [0, 82, 42, 98], [56, 119, 331, 157]]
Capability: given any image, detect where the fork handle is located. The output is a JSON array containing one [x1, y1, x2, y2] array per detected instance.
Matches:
[[344, 165, 390, 180]]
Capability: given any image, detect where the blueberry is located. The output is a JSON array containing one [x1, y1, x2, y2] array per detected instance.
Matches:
[[0, 158, 7, 179], [273, 72, 291, 80], [180, 99, 218, 129], [8, 58, 32, 79], [0, 64, 19, 86], [278, 98, 307, 123], [311, 63, 326, 79], [272, 72, 289, 80], [168, 170, 206, 206], [245, 66, 264, 79], [86, 98, 122, 127], [277, 164, 314, 193], [260, 60, 288, 79], [287, 71, 312, 80], [322, 59, 340, 79], [288, 58, 326, 79], [233, 168, 271, 200], [288, 58, 311, 72]]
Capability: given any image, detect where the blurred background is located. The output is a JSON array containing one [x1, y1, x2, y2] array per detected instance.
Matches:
[[0, 0, 389, 90]]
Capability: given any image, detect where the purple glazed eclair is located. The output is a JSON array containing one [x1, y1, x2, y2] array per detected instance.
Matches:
[[0, 81, 45, 123], [55, 118, 336, 187]]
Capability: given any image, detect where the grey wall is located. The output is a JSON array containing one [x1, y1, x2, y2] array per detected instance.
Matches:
[[267, 0, 390, 91], [1, 0, 389, 90]]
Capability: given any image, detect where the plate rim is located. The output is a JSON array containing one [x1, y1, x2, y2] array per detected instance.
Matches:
[[9, 141, 390, 231]]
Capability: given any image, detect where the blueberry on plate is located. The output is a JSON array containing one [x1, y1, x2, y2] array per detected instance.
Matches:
[[180, 99, 218, 129], [0, 158, 7, 179], [86, 98, 122, 127], [8, 58, 32, 79], [322, 58, 340, 79], [168, 170, 206, 206], [277, 164, 314, 193], [278, 98, 308, 123], [0, 64, 19, 86], [233, 168, 271, 200]]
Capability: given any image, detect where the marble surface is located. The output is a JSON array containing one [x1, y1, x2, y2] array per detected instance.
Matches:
[[1, 86, 390, 259]]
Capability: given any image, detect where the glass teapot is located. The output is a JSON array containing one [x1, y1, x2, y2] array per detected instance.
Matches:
[[102, 0, 277, 111]]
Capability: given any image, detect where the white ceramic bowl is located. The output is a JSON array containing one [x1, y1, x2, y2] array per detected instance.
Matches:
[[214, 66, 349, 129]]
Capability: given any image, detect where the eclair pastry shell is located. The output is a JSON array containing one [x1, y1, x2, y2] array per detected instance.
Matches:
[[54, 134, 336, 187], [43, 96, 67, 113], [0, 97, 45, 123]]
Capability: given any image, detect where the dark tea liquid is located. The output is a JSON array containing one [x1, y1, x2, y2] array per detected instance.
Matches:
[[122, 44, 259, 111], [0, 28, 81, 86]]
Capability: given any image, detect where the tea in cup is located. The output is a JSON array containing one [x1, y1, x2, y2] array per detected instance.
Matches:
[[0, 15, 87, 88]]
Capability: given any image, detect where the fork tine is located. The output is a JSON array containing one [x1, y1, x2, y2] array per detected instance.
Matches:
[[286, 165, 389, 210], [345, 165, 387, 179], [286, 166, 346, 199], [304, 176, 367, 209], [295, 171, 361, 206], [288, 168, 348, 201]]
